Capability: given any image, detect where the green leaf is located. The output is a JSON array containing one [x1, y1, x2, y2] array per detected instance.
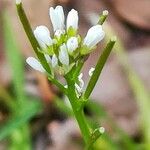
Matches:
[[0, 100, 42, 140], [3, 13, 25, 105]]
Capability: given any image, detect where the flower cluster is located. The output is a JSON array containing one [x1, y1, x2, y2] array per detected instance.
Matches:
[[27, 5, 105, 75]]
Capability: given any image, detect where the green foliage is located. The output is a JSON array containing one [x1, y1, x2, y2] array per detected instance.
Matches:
[[4, 12, 25, 107], [0, 100, 42, 140], [0, 13, 43, 150]]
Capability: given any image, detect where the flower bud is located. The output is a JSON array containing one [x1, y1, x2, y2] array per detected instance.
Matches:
[[54, 29, 65, 39], [59, 44, 69, 66], [83, 25, 105, 52], [67, 9, 78, 31], [26, 57, 45, 72], [34, 26, 53, 49], [49, 6, 65, 31], [52, 54, 58, 68], [67, 37, 78, 54]]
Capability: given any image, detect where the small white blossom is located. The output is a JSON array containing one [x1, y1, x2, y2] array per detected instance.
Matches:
[[99, 127, 105, 134], [89, 67, 95, 76], [55, 29, 65, 39], [83, 25, 105, 49], [67, 37, 78, 54], [49, 6, 65, 31], [59, 44, 69, 66], [26, 57, 45, 72], [34, 26, 53, 49], [16, 0, 21, 4], [51, 54, 58, 68], [67, 9, 78, 31]]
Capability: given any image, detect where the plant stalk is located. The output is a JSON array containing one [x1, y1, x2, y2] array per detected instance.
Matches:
[[66, 78, 91, 145]]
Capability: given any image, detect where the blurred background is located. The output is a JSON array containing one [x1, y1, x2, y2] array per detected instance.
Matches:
[[0, 0, 150, 149]]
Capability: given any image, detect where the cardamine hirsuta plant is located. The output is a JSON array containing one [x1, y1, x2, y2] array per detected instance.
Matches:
[[16, 0, 116, 149]]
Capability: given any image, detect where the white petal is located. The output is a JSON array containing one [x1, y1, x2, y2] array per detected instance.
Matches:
[[55, 6, 65, 29], [44, 54, 51, 63], [34, 26, 53, 49], [55, 29, 65, 38], [59, 44, 69, 66], [83, 25, 105, 48], [26, 57, 45, 72], [78, 73, 83, 80], [75, 83, 82, 93], [89, 67, 95, 76], [16, 0, 21, 4], [67, 9, 78, 31], [52, 54, 58, 68], [49, 7, 58, 31], [67, 37, 78, 54], [49, 6, 65, 31], [78, 73, 84, 88], [75, 83, 83, 98]]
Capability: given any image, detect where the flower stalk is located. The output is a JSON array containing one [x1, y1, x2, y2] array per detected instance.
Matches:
[[84, 37, 116, 100], [16, 2, 51, 73], [16, 1, 115, 148]]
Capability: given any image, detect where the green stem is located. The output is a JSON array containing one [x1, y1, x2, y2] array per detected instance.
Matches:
[[84, 38, 116, 99], [16, 3, 51, 74], [73, 59, 84, 81], [48, 74, 67, 95], [98, 10, 109, 25], [66, 78, 91, 144]]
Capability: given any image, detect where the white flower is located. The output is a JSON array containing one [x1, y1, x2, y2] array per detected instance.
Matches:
[[49, 6, 65, 31], [67, 37, 78, 54], [34, 26, 53, 49], [55, 29, 65, 39], [89, 67, 95, 76], [59, 44, 69, 66], [67, 9, 78, 31], [26, 57, 45, 72], [51, 54, 58, 68], [83, 25, 105, 49], [16, 0, 21, 4]]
